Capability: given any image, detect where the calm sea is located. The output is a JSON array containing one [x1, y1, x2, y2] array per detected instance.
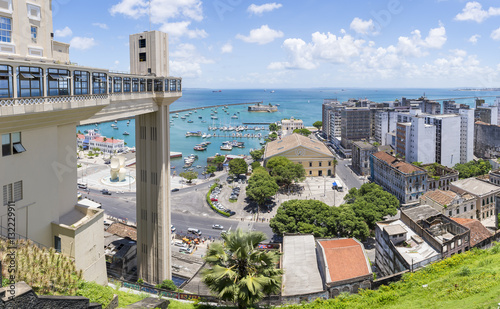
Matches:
[[77, 88, 500, 173]]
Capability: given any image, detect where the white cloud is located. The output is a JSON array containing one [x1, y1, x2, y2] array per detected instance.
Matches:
[[269, 32, 365, 70], [468, 34, 480, 44], [350, 18, 378, 35], [159, 21, 207, 38], [54, 26, 72, 38], [492, 28, 500, 40], [70, 37, 97, 50], [169, 43, 214, 78], [221, 42, 233, 54], [455, 1, 500, 23], [396, 26, 446, 57], [247, 3, 282, 15], [110, 0, 205, 38], [236, 25, 284, 45], [92, 23, 109, 30]]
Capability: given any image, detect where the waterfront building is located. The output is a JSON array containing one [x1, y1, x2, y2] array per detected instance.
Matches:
[[340, 107, 370, 150], [420, 189, 476, 219], [280, 117, 304, 136], [450, 178, 500, 225], [351, 141, 377, 176], [370, 152, 427, 205], [263, 133, 335, 177], [0, 0, 181, 285], [375, 204, 470, 276], [474, 121, 500, 159], [77, 131, 125, 154]]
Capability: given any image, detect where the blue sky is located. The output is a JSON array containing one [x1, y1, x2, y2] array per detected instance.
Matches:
[[52, 0, 500, 89]]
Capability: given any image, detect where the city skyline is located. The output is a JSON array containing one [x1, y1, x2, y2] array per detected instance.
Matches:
[[54, 0, 500, 89]]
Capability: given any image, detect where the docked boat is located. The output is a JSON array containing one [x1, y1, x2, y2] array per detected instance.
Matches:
[[186, 131, 202, 137], [187, 120, 194, 123], [172, 115, 179, 118], [202, 133, 207, 138], [201, 120, 207, 123], [220, 144, 232, 151], [181, 116, 186, 119], [211, 116, 218, 119], [113, 126, 119, 129], [111, 123, 117, 127], [123, 131, 130, 135], [194, 145, 206, 151]]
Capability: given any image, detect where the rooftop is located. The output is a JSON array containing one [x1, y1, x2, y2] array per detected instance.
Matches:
[[451, 178, 500, 196], [403, 204, 441, 223], [372, 151, 426, 174], [422, 190, 458, 206], [451, 218, 493, 247], [282, 234, 324, 296], [318, 239, 371, 283], [377, 220, 440, 265], [106, 222, 137, 241], [353, 141, 377, 150], [264, 133, 333, 158], [384, 224, 407, 236]]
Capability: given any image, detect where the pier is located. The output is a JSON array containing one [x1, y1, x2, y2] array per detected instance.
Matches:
[[242, 122, 273, 125], [170, 101, 263, 114]]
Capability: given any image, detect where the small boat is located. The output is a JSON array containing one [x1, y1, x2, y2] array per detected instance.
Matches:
[[181, 116, 186, 119], [172, 115, 179, 118], [111, 123, 117, 127], [194, 146, 206, 151], [202, 134, 207, 138], [113, 126, 119, 129], [220, 144, 232, 151], [187, 120, 194, 123], [196, 165, 202, 169], [201, 120, 207, 123], [127, 120, 130, 124], [123, 131, 130, 135], [211, 116, 218, 119], [198, 116, 202, 119], [114, 120, 118, 123], [231, 114, 238, 119]]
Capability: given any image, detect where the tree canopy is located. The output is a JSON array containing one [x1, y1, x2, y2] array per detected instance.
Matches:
[[269, 132, 278, 141], [313, 121, 322, 130], [206, 165, 217, 176], [266, 156, 306, 189], [293, 128, 312, 136], [229, 158, 248, 176], [269, 200, 370, 241], [202, 229, 282, 309], [250, 148, 264, 161], [269, 123, 278, 132], [246, 170, 279, 206], [179, 171, 198, 183], [453, 159, 492, 179]]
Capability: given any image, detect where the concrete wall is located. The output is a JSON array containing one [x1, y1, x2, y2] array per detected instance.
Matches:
[[129, 31, 169, 77], [474, 122, 500, 159]]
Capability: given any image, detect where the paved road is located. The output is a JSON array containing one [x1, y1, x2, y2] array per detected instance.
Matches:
[[335, 158, 364, 191]]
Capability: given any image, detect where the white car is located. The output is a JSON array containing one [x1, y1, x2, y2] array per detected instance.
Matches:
[[212, 224, 224, 230]]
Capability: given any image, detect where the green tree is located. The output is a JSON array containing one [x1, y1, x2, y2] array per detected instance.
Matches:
[[266, 156, 290, 171], [155, 279, 177, 291], [179, 171, 198, 183], [213, 155, 226, 170], [412, 161, 423, 167], [251, 161, 261, 170], [266, 157, 305, 189], [250, 149, 264, 161], [293, 128, 312, 136], [202, 229, 282, 309], [269, 123, 278, 131], [313, 121, 322, 131], [206, 165, 217, 176], [269, 132, 278, 141], [332, 158, 338, 176], [246, 172, 279, 206], [453, 159, 492, 179], [229, 158, 248, 176]]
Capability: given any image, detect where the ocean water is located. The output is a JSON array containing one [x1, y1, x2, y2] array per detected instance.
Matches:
[[77, 88, 500, 173]]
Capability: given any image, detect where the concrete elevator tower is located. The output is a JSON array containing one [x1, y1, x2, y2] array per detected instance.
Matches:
[[130, 31, 180, 284]]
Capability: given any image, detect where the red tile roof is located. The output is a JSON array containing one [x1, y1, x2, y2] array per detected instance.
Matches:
[[106, 222, 137, 241], [93, 136, 123, 144], [373, 151, 425, 174], [451, 218, 492, 247], [319, 239, 370, 283]]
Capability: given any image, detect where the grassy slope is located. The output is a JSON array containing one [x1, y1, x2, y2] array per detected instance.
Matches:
[[285, 244, 500, 309]]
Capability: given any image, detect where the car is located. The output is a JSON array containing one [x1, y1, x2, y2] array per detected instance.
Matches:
[[171, 188, 180, 192], [212, 224, 224, 230], [101, 189, 112, 195], [210, 198, 218, 201], [179, 247, 193, 254], [77, 183, 88, 190], [171, 225, 176, 233]]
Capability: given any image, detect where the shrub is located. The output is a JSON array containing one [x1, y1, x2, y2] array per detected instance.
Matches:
[[206, 184, 230, 217]]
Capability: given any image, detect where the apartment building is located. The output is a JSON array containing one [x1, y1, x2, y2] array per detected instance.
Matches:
[[370, 152, 428, 205], [352, 141, 377, 176], [322, 99, 343, 140], [374, 110, 397, 146], [443, 100, 470, 114], [340, 107, 371, 149], [396, 117, 436, 164], [0, 0, 182, 285]]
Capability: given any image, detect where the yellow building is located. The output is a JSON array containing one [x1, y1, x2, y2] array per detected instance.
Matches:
[[264, 133, 335, 177]]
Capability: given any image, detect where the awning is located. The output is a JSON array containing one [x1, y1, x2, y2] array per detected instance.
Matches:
[[332, 182, 337, 186]]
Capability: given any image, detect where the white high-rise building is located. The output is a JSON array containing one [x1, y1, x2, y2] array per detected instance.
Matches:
[[459, 109, 474, 164], [374, 110, 397, 146]]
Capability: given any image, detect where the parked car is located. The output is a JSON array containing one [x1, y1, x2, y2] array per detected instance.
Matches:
[[212, 224, 224, 230], [101, 189, 111, 195], [179, 247, 193, 254], [77, 183, 88, 190], [171, 225, 176, 233], [171, 188, 180, 192]]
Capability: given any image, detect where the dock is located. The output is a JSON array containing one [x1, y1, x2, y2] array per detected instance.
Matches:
[[171, 101, 262, 114]]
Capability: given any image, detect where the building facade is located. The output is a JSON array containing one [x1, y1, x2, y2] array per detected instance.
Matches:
[[340, 107, 371, 149], [281, 117, 304, 136], [263, 133, 335, 177], [474, 121, 500, 159], [420, 189, 477, 219], [0, 0, 182, 285], [352, 141, 377, 176], [370, 152, 427, 205], [322, 99, 343, 141], [423, 163, 459, 191], [450, 178, 500, 224], [374, 110, 397, 146]]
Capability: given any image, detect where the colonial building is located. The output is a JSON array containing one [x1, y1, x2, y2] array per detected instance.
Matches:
[[420, 189, 476, 219], [280, 117, 304, 136], [422, 163, 459, 191], [0, 0, 182, 285], [264, 133, 335, 177], [370, 152, 427, 205]]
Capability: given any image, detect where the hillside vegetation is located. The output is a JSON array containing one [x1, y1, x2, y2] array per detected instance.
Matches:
[[284, 243, 500, 309]]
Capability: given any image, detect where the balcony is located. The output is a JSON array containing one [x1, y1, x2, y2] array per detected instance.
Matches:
[[0, 60, 182, 131]]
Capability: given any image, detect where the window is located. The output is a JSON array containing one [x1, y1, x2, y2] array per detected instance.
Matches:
[[92, 72, 107, 94], [147, 79, 152, 91], [319, 162, 322, 167], [309, 162, 312, 167], [169, 79, 176, 91], [3, 180, 22, 205], [329, 161, 332, 166], [443, 245, 447, 253], [458, 238, 462, 246], [464, 206, 467, 212], [0, 65, 12, 98], [123, 77, 131, 92], [47, 68, 70, 96], [154, 79, 163, 92], [18, 66, 43, 97], [108, 76, 113, 93], [456, 209, 459, 214], [31, 26, 37, 43], [0, 17, 11, 43], [139, 52, 146, 62], [27, 4, 41, 21], [0, 0, 12, 14], [113, 77, 122, 92], [139, 39, 146, 48], [132, 78, 139, 92], [140, 78, 146, 92], [54, 236, 61, 253], [3, 132, 25, 156], [309, 171, 312, 175], [74, 71, 89, 95]]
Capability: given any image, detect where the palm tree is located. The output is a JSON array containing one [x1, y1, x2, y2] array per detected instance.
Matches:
[[333, 158, 338, 176], [202, 229, 282, 309]]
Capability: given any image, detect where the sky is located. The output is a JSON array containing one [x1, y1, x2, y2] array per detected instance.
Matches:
[[52, 0, 500, 89]]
